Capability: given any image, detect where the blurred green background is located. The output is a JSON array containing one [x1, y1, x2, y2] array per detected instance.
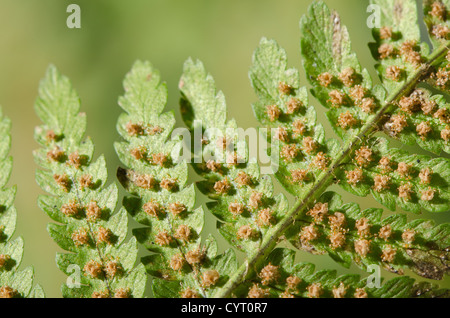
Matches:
[[0, 0, 448, 297]]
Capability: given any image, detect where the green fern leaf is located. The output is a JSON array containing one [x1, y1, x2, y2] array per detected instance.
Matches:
[[244, 0, 450, 297], [33, 65, 145, 298], [0, 107, 44, 298]]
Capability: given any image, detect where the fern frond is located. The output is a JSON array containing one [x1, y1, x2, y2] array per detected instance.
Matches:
[[240, 37, 449, 276], [115, 61, 237, 298], [0, 107, 44, 298], [248, 39, 449, 274], [246, 0, 449, 296], [180, 58, 290, 255], [33, 65, 146, 298], [234, 248, 449, 298]]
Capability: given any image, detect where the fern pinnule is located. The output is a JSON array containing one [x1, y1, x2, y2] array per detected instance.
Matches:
[[0, 107, 44, 298], [115, 61, 238, 298], [33, 65, 146, 298], [424, 0, 450, 87]]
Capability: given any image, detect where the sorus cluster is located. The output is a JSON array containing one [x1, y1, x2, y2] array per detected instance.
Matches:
[[247, 262, 371, 298]]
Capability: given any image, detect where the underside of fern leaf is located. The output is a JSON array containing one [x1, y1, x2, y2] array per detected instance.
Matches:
[[298, 0, 450, 212], [25, 0, 449, 299], [115, 61, 238, 298], [33, 66, 146, 298], [367, 0, 450, 154], [0, 108, 44, 298], [173, 0, 450, 298], [246, 0, 450, 294], [250, 34, 449, 280]]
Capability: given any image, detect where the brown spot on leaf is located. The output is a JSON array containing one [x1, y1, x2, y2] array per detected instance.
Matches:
[[406, 248, 449, 280]]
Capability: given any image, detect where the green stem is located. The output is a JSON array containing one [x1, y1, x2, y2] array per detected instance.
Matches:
[[214, 42, 449, 298]]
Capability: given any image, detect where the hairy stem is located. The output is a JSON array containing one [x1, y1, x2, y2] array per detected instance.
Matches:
[[215, 42, 450, 298]]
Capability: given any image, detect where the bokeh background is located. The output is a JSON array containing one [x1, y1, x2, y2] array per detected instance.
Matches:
[[0, 0, 448, 297]]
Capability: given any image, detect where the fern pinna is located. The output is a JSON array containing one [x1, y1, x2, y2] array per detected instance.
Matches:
[[0, 108, 43, 298], [33, 66, 146, 298]]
